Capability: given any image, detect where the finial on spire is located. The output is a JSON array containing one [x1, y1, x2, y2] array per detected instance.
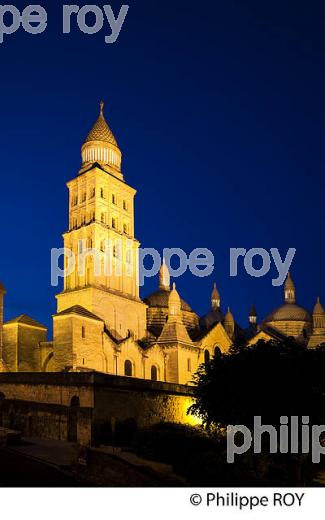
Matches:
[[172, 282, 176, 290], [100, 100, 105, 115]]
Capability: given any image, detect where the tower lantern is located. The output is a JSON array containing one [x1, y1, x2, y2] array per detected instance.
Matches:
[[284, 272, 296, 304]]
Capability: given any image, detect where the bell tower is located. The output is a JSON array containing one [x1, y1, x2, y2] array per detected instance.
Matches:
[[56, 102, 147, 339]]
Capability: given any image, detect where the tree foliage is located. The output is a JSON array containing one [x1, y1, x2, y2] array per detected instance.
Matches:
[[189, 338, 325, 428]]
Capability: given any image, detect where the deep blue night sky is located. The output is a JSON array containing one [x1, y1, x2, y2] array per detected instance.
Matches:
[[1, 0, 325, 334]]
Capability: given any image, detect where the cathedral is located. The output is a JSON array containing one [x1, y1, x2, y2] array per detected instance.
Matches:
[[0, 103, 325, 384]]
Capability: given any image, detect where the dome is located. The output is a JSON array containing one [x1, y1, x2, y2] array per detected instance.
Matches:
[[264, 303, 312, 323], [144, 289, 193, 312], [144, 288, 199, 338]]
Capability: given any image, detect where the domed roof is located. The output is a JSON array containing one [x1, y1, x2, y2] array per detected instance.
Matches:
[[264, 303, 312, 323], [84, 101, 118, 147], [144, 289, 194, 313]]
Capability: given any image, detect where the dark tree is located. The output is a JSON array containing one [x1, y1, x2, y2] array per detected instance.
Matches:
[[189, 338, 325, 428]]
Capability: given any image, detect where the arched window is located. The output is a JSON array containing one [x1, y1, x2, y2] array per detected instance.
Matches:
[[81, 326, 85, 339], [151, 365, 158, 381], [124, 360, 133, 377], [214, 346, 222, 359], [187, 358, 191, 372], [204, 349, 210, 365]]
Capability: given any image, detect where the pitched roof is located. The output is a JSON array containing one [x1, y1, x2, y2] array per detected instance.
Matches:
[[55, 305, 103, 322], [5, 314, 47, 329]]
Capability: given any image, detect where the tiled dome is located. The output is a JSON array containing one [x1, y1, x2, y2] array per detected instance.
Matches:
[[264, 304, 311, 323], [144, 289, 193, 312]]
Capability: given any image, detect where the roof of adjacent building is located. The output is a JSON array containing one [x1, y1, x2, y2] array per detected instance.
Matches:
[[84, 101, 118, 147], [55, 306, 103, 322], [5, 314, 47, 329], [263, 303, 312, 323], [199, 308, 224, 331]]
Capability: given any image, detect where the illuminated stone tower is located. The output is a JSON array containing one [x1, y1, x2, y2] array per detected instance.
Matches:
[[56, 102, 147, 339]]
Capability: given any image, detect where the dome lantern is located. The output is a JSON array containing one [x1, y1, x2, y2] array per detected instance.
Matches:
[[284, 272, 296, 304], [211, 282, 221, 310], [313, 296, 325, 334]]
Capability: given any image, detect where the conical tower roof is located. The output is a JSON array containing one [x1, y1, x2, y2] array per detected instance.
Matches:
[[285, 272, 295, 291], [224, 307, 234, 325], [249, 304, 257, 317], [84, 101, 118, 146], [313, 297, 325, 316]]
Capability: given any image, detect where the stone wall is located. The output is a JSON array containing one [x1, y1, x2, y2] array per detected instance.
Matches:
[[0, 373, 195, 446]]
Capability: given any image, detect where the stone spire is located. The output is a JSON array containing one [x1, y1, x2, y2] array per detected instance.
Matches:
[[284, 272, 296, 304], [168, 283, 182, 321], [81, 101, 122, 176], [224, 307, 235, 340], [159, 260, 170, 291], [211, 282, 221, 310], [157, 283, 192, 346], [312, 297, 325, 334]]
